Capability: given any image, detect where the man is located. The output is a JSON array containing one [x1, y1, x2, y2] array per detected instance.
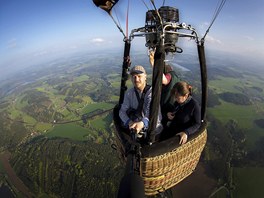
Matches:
[[119, 65, 162, 137]]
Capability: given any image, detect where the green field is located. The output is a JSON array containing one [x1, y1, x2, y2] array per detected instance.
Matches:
[[44, 112, 113, 142], [208, 73, 264, 148], [46, 123, 91, 141], [209, 103, 263, 147], [209, 100, 264, 125], [107, 73, 121, 88], [35, 122, 53, 132], [90, 113, 112, 131], [209, 76, 243, 94], [233, 167, 264, 198], [81, 102, 114, 114]]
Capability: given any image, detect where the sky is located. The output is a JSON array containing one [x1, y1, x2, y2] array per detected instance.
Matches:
[[1, 0, 264, 76]]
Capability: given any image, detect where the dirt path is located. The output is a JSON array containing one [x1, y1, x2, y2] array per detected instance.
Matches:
[[0, 151, 34, 198]]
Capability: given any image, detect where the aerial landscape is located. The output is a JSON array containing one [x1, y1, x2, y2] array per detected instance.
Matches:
[[0, 48, 264, 197], [1, 0, 264, 197]]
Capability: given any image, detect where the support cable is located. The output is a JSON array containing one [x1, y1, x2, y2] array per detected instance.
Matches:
[[126, 0, 130, 38], [113, 7, 122, 32], [202, 0, 227, 42], [141, 0, 150, 10], [108, 13, 126, 37]]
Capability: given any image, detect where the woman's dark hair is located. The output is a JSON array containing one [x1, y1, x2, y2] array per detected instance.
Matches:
[[171, 81, 192, 96]]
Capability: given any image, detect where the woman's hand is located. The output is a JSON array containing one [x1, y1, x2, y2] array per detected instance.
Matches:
[[167, 112, 175, 120], [177, 132, 188, 145], [148, 49, 155, 67]]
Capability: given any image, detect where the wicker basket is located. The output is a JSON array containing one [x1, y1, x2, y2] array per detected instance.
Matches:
[[113, 106, 207, 196], [140, 128, 207, 195]]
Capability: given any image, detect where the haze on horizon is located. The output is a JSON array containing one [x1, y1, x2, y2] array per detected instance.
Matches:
[[0, 0, 264, 79]]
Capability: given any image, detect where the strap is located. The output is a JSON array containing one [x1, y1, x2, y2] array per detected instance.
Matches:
[[134, 85, 151, 114], [197, 43, 207, 120], [147, 43, 165, 143], [118, 41, 131, 106]]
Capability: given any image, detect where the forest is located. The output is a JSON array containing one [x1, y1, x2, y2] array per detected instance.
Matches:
[[10, 136, 123, 198]]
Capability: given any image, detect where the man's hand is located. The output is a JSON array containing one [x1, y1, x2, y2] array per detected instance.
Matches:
[[129, 121, 144, 133]]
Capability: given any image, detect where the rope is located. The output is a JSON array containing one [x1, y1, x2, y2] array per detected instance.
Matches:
[[113, 7, 122, 33], [126, 0, 130, 38], [150, 0, 157, 11], [141, 0, 150, 10], [108, 13, 126, 37], [150, 0, 163, 26], [202, 0, 227, 41]]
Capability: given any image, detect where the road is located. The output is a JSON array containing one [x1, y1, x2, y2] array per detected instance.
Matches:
[[0, 151, 33, 198]]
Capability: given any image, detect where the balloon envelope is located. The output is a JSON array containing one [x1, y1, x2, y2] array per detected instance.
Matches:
[[92, 0, 119, 13]]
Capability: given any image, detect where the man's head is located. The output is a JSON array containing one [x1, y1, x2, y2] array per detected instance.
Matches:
[[130, 65, 147, 91]]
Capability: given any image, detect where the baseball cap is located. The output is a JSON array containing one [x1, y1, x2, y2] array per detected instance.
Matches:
[[130, 65, 146, 75]]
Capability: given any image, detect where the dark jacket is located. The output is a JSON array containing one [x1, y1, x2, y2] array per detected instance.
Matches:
[[162, 96, 201, 138], [160, 70, 179, 109]]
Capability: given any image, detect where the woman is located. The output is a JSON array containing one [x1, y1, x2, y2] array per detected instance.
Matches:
[[148, 49, 180, 109], [161, 81, 201, 144]]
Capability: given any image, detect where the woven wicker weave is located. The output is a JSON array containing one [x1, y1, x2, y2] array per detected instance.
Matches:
[[141, 129, 207, 195]]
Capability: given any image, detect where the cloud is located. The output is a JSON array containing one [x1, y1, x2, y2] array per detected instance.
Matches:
[[200, 22, 210, 30], [7, 38, 17, 49], [68, 45, 78, 49], [243, 35, 254, 41], [34, 50, 48, 57], [205, 35, 222, 44], [91, 38, 105, 43]]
